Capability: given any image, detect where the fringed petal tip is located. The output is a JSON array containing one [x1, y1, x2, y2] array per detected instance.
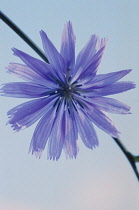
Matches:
[[28, 140, 43, 159], [66, 20, 72, 26], [12, 47, 18, 56], [0, 84, 4, 94], [29, 142, 79, 161], [111, 132, 121, 139], [0, 84, 9, 96], [132, 82, 136, 89], [7, 120, 27, 132], [65, 154, 77, 160], [47, 156, 61, 161], [125, 69, 132, 73], [29, 148, 43, 159], [61, 21, 74, 33], [99, 37, 109, 49], [39, 30, 46, 38], [111, 125, 121, 138], [29, 143, 98, 160], [89, 34, 108, 49]]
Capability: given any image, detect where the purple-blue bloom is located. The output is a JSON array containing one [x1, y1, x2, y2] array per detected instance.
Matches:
[[0, 22, 135, 160]]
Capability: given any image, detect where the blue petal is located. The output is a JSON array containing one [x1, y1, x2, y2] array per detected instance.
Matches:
[[0, 82, 51, 98], [92, 97, 131, 114], [29, 107, 57, 158], [78, 46, 106, 80], [47, 101, 66, 160], [75, 108, 99, 148], [63, 107, 78, 159], [83, 69, 132, 89], [75, 35, 99, 71], [30, 100, 78, 160], [87, 107, 120, 137], [48, 101, 78, 160], [60, 21, 75, 70], [12, 48, 56, 81], [75, 94, 131, 114], [6, 63, 57, 88], [40, 30, 66, 82], [85, 96, 131, 114], [91, 81, 136, 96], [79, 81, 135, 98], [72, 36, 107, 82], [7, 96, 57, 131]]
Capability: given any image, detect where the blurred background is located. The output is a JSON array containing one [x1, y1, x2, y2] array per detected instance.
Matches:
[[0, 0, 139, 209]]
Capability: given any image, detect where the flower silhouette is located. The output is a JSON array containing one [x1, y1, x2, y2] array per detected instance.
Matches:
[[0, 22, 135, 160]]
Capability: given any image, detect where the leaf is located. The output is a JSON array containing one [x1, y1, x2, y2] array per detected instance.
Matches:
[[134, 155, 139, 163]]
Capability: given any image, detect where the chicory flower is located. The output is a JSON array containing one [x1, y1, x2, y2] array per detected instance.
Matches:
[[0, 22, 135, 160]]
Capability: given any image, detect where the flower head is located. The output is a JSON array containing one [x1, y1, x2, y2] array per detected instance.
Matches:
[[0, 22, 135, 160]]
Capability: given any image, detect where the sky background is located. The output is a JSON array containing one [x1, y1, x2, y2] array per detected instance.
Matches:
[[0, 0, 139, 209]]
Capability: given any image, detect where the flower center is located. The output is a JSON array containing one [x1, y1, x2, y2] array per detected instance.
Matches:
[[60, 85, 73, 98]]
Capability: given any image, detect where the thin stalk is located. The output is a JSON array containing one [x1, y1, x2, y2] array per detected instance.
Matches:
[[113, 137, 139, 182], [0, 10, 49, 63]]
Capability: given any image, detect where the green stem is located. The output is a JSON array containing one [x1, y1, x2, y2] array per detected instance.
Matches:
[[113, 137, 139, 182], [0, 10, 49, 63]]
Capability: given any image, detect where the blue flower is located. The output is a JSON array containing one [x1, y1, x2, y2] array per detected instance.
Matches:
[[0, 22, 135, 160]]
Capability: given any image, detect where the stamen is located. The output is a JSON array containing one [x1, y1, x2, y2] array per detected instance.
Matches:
[[75, 84, 82, 87], [53, 97, 61, 108], [71, 99, 78, 112], [56, 99, 62, 112]]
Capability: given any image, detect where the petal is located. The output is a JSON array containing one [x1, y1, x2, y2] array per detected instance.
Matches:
[[6, 63, 57, 88], [30, 100, 78, 160], [75, 108, 99, 148], [83, 69, 132, 89], [75, 94, 131, 114], [29, 107, 57, 158], [63, 107, 78, 158], [75, 35, 99, 70], [87, 107, 120, 137], [0, 82, 50, 98], [79, 81, 135, 97], [86, 96, 131, 114], [79, 45, 106, 80], [92, 81, 136, 96], [7, 96, 57, 131], [60, 21, 75, 70], [47, 101, 66, 160], [72, 38, 107, 83], [40, 30, 66, 81], [12, 48, 56, 81]]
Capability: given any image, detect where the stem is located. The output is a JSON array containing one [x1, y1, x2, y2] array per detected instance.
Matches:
[[0, 10, 49, 63], [113, 137, 139, 182]]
